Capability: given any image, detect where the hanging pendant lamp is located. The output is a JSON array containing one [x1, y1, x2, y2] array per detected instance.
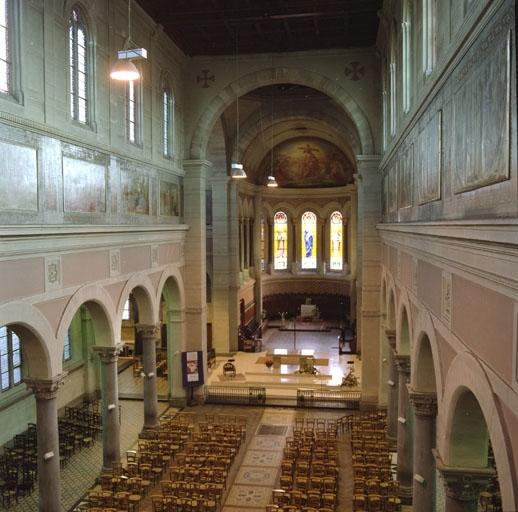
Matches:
[[231, 28, 247, 179], [110, 0, 147, 81]]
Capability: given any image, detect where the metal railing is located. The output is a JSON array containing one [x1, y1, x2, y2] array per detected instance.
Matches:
[[204, 386, 267, 406], [296, 389, 360, 409]]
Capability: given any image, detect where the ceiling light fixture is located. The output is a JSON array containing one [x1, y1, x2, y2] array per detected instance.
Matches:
[[231, 28, 247, 179], [110, 0, 147, 81]]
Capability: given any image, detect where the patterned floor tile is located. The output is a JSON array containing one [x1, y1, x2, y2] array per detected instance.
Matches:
[[222, 507, 266, 512], [242, 449, 283, 467], [224, 484, 273, 508], [234, 465, 279, 487], [247, 435, 285, 451]]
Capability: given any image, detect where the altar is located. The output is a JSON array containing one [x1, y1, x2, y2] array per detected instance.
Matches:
[[300, 304, 317, 319]]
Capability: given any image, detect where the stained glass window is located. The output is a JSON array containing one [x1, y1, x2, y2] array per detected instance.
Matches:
[[0, 326, 22, 391], [273, 211, 288, 270], [330, 211, 343, 271], [301, 211, 317, 270], [122, 299, 131, 320], [69, 7, 89, 124]]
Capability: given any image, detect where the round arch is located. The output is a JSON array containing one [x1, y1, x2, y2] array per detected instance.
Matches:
[[56, 284, 117, 354], [396, 288, 412, 355], [441, 352, 517, 510], [116, 273, 158, 325], [189, 67, 375, 160], [410, 308, 443, 402], [157, 266, 186, 312], [0, 303, 55, 378]]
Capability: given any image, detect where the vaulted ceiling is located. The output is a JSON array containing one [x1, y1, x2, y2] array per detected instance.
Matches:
[[137, 0, 381, 55]]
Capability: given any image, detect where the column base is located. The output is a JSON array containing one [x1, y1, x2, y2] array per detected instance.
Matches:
[[169, 396, 188, 408], [399, 484, 413, 505]]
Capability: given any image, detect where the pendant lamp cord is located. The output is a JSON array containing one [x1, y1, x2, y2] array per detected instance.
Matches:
[[235, 28, 239, 161], [127, 0, 132, 48]]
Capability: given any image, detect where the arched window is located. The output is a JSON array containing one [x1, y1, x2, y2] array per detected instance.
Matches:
[[402, 1, 411, 113], [422, 0, 435, 76], [0, 0, 11, 94], [127, 80, 141, 144], [0, 326, 22, 391], [162, 82, 174, 157], [63, 329, 72, 362], [301, 211, 317, 270], [389, 24, 397, 136], [122, 298, 131, 320], [69, 6, 89, 124], [273, 211, 288, 270], [329, 211, 343, 271]]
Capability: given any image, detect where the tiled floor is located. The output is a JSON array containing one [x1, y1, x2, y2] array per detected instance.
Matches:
[[5, 399, 170, 512]]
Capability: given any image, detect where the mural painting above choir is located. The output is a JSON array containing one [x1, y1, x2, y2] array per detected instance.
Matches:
[[257, 137, 354, 188]]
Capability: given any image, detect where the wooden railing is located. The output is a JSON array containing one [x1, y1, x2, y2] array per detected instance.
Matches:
[[204, 386, 267, 406], [296, 389, 360, 409]]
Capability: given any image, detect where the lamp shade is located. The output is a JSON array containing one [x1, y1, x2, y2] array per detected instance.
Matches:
[[110, 59, 140, 81], [231, 162, 247, 179], [266, 175, 278, 187]]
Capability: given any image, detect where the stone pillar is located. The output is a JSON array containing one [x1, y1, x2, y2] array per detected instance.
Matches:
[[93, 344, 123, 472], [291, 217, 299, 274], [137, 324, 160, 429], [25, 375, 66, 512], [434, 450, 495, 512], [386, 330, 398, 442], [183, 160, 209, 378], [317, 218, 325, 275], [166, 307, 187, 407], [211, 175, 240, 353], [268, 219, 273, 273], [355, 155, 382, 406], [394, 354, 413, 504], [409, 389, 437, 512], [253, 193, 263, 323], [239, 217, 245, 271], [243, 218, 250, 270]]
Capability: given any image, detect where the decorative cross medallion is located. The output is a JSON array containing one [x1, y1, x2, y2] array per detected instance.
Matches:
[[197, 69, 215, 88], [345, 61, 365, 81]]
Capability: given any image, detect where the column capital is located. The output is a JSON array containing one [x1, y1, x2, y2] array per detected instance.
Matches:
[[136, 323, 161, 340], [385, 328, 396, 348], [408, 387, 437, 416], [433, 450, 495, 502], [93, 343, 124, 363], [394, 354, 411, 375], [25, 373, 67, 400]]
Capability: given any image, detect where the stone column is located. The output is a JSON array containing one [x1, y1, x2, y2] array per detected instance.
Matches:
[[434, 450, 495, 512], [93, 344, 123, 472], [243, 218, 250, 271], [355, 155, 382, 406], [386, 330, 398, 442], [210, 175, 240, 353], [25, 375, 66, 512], [166, 307, 187, 407], [253, 193, 263, 323], [239, 217, 245, 271], [409, 389, 437, 512], [268, 219, 273, 273], [137, 324, 160, 429], [394, 354, 413, 504], [183, 160, 209, 379], [317, 218, 325, 275]]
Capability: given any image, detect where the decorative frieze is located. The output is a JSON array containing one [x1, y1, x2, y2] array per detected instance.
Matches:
[[441, 271, 452, 326], [109, 249, 120, 277], [45, 256, 62, 291]]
